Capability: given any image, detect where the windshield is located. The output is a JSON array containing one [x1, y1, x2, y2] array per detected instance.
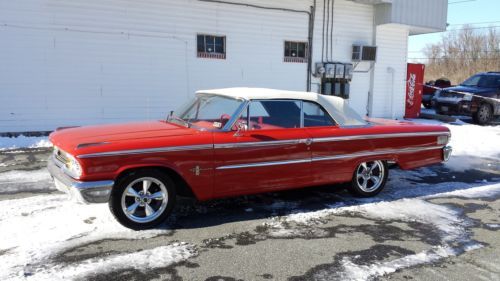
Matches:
[[461, 75, 500, 88], [168, 94, 244, 131]]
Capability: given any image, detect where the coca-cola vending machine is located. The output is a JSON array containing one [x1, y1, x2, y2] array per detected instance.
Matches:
[[405, 63, 425, 118]]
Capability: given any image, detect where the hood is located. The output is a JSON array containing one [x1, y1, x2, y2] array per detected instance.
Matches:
[[49, 121, 196, 154], [442, 85, 496, 95]]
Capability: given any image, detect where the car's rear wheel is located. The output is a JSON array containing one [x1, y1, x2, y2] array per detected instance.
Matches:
[[109, 169, 176, 230], [349, 160, 388, 197], [473, 103, 493, 125]]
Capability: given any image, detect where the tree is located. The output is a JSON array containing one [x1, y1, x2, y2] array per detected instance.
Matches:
[[422, 26, 500, 84]]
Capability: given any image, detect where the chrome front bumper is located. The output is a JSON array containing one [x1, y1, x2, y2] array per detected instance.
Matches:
[[48, 157, 114, 204], [443, 146, 452, 162]]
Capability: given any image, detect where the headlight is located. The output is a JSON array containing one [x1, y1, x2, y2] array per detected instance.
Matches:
[[54, 147, 83, 179], [462, 93, 473, 101], [437, 135, 449, 145], [65, 154, 83, 179]]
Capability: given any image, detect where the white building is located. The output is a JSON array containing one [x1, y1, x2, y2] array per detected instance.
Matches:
[[0, 0, 447, 133]]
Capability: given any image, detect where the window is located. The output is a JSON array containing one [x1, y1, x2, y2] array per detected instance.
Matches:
[[247, 100, 301, 130], [284, 41, 308, 63], [303, 101, 335, 127], [197, 34, 226, 59]]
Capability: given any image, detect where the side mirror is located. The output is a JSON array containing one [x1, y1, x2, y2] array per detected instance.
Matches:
[[233, 121, 248, 137]]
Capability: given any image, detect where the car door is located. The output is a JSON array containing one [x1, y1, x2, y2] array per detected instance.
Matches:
[[302, 101, 367, 185], [213, 100, 312, 197]]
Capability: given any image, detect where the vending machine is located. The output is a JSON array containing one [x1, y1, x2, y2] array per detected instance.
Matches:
[[405, 63, 425, 118]]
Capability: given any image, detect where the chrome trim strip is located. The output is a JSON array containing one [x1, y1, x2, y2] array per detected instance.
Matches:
[[313, 132, 450, 143], [311, 145, 444, 162], [214, 139, 307, 149], [216, 158, 311, 170], [77, 142, 111, 149], [215, 145, 445, 170], [77, 144, 214, 159]]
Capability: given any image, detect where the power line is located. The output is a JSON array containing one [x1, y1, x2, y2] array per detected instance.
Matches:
[[447, 25, 500, 31], [408, 57, 500, 60], [449, 20, 500, 26], [448, 0, 476, 4]]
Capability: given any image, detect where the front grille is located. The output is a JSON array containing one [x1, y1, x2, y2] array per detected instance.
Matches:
[[440, 91, 464, 98]]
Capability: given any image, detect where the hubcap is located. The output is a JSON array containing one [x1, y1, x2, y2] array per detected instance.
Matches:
[[121, 177, 168, 223], [356, 161, 384, 192], [479, 106, 490, 122]]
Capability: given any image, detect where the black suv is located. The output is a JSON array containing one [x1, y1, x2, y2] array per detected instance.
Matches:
[[433, 72, 500, 124]]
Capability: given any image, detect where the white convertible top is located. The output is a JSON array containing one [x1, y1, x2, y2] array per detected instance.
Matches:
[[196, 87, 367, 126]]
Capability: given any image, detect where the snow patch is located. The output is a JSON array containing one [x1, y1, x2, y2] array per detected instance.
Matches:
[[0, 169, 55, 194], [0, 136, 51, 151], [340, 246, 457, 281], [24, 243, 197, 280], [0, 195, 173, 280]]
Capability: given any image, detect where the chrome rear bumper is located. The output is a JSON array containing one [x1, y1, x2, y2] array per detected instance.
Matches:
[[48, 157, 114, 204], [443, 146, 452, 162]]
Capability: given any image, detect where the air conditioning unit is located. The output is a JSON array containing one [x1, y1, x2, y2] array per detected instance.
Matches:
[[352, 45, 377, 62]]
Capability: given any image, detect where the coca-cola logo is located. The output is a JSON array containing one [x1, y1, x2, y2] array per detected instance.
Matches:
[[407, 73, 416, 108]]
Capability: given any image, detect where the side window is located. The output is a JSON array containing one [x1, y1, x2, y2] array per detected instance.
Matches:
[[303, 101, 335, 127], [248, 100, 301, 130]]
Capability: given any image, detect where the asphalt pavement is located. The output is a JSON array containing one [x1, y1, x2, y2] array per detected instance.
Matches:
[[0, 146, 499, 281]]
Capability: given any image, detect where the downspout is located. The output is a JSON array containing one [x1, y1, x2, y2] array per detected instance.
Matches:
[[307, 1, 317, 91]]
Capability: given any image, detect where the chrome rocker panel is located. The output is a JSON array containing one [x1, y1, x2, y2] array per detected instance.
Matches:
[[48, 157, 114, 204]]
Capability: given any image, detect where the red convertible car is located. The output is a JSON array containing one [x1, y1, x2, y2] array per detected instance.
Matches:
[[49, 88, 452, 230]]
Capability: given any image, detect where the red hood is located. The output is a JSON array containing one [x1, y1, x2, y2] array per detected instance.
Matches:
[[49, 121, 196, 154]]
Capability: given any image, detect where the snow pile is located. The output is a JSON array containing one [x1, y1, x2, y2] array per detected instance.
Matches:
[[0, 136, 51, 151], [0, 169, 55, 194], [445, 123, 500, 159], [408, 119, 500, 171], [0, 195, 177, 280]]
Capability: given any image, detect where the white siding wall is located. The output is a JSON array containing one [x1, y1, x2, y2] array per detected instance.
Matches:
[[0, 0, 311, 132], [371, 24, 409, 118], [311, 0, 374, 117], [0, 0, 412, 132]]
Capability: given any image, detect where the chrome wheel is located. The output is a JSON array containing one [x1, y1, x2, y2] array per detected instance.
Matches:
[[120, 177, 168, 223], [355, 161, 385, 192]]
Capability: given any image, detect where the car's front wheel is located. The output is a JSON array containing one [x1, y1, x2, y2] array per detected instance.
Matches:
[[349, 160, 388, 197], [473, 103, 493, 125], [109, 169, 176, 230]]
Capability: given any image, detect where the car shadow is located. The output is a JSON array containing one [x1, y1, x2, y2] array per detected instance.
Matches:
[[162, 156, 500, 230]]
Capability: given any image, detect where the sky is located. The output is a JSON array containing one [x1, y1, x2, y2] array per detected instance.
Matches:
[[408, 0, 500, 61]]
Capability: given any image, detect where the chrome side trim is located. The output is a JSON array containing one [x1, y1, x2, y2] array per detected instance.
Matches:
[[215, 145, 445, 170], [77, 142, 111, 149], [311, 145, 444, 162], [216, 158, 311, 170], [214, 139, 308, 149], [313, 132, 450, 143], [77, 144, 214, 159]]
